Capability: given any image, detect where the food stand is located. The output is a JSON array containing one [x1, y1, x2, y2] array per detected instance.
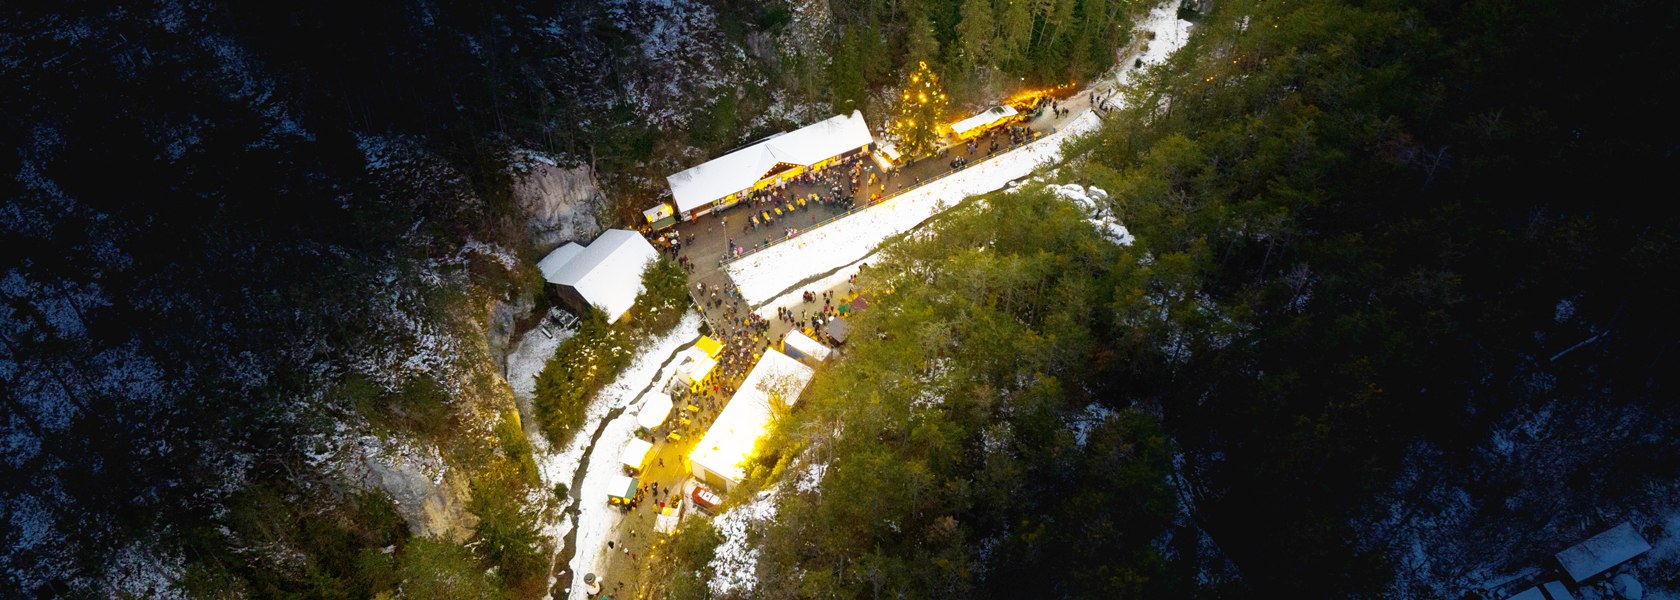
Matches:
[[606, 474, 638, 506], [620, 438, 653, 474]]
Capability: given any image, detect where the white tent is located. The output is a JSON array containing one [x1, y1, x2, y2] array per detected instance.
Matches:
[[951, 105, 1019, 137], [654, 506, 681, 534], [667, 111, 874, 215], [675, 346, 717, 383], [1555, 521, 1651, 582], [620, 438, 654, 471], [690, 349, 815, 491], [637, 392, 674, 430], [536, 242, 584, 280], [782, 330, 831, 363], [540, 229, 659, 323]]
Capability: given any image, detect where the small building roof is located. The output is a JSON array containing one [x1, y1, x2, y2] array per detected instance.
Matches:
[[540, 229, 659, 323], [783, 330, 831, 362], [825, 317, 850, 343], [1556, 521, 1651, 583], [1506, 586, 1547, 600], [667, 111, 874, 213], [951, 105, 1019, 136], [690, 349, 815, 488]]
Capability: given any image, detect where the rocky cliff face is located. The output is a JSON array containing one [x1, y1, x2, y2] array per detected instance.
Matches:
[[513, 159, 606, 249]]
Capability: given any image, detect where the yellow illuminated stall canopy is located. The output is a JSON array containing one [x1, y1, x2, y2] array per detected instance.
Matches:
[[696, 336, 723, 358]]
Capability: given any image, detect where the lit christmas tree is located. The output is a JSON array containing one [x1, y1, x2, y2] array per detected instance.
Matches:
[[887, 61, 949, 158]]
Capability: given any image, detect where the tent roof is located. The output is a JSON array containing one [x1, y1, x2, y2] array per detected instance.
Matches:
[[1556, 521, 1651, 582], [537, 243, 585, 281], [608, 474, 638, 499], [675, 346, 716, 382], [690, 349, 815, 486], [667, 111, 874, 213], [620, 438, 654, 469], [951, 105, 1019, 135], [825, 317, 850, 342], [783, 330, 831, 362], [696, 336, 724, 358], [541, 229, 659, 323], [637, 392, 674, 430]]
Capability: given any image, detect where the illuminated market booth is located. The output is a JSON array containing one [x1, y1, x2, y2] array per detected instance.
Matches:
[[949, 105, 1020, 141], [659, 111, 875, 221], [689, 349, 815, 492]]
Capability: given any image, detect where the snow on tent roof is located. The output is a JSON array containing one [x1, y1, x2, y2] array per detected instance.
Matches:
[[620, 438, 653, 470], [690, 349, 814, 487], [667, 110, 874, 213], [783, 329, 831, 362], [542, 229, 658, 323], [950, 105, 1019, 136], [537, 242, 584, 281], [637, 392, 673, 430], [1556, 521, 1651, 582], [676, 347, 717, 383]]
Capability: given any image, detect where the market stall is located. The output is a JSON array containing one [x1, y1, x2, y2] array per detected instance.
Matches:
[[636, 392, 674, 431], [620, 438, 653, 474]]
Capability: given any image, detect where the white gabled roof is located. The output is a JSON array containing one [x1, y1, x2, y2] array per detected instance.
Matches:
[[690, 349, 815, 487], [540, 229, 658, 323], [537, 242, 584, 281], [667, 111, 874, 213], [1556, 521, 1651, 582], [951, 105, 1019, 135]]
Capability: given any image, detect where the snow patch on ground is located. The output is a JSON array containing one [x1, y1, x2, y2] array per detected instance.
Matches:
[[708, 487, 781, 596], [1047, 183, 1135, 246], [505, 320, 574, 405], [794, 462, 828, 495]]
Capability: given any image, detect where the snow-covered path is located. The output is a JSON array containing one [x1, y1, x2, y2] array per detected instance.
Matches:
[[503, 311, 702, 600], [726, 3, 1192, 307]]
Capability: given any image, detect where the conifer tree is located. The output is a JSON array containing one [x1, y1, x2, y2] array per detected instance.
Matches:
[[887, 60, 950, 157]]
